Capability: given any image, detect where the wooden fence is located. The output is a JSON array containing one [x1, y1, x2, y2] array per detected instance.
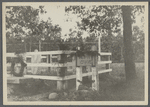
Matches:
[[6, 50, 112, 91]]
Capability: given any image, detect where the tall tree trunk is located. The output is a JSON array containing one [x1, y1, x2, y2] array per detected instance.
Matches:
[[29, 38, 32, 52], [121, 6, 136, 81]]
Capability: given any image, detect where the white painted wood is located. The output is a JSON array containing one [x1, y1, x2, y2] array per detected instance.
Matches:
[[92, 67, 99, 91], [64, 75, 76, 80], [26, 56, 46, 59], [6, 51, 76, 57], [7, 69, 112, 83], [57, 80, 63, 90], [98, 69, 112, 74], [98, 61, 112, 64], [26, 63, 68, 67], [49, 54, 52, 71], [7, 62, 76, 68], [24, 75, 63, 80], [63, 69, 112, 80], [76, 67, 82, 90], [46, 55, 49, 63], [99, 52, 112, 56]]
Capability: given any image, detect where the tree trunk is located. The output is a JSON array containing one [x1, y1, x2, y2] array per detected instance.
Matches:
[[39, 40, 41, 51], [121, 6, 136, 81], [29, 37, 32, 52]]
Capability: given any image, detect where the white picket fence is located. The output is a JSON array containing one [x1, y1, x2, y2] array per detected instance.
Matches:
[[6, 50, 112, 90]]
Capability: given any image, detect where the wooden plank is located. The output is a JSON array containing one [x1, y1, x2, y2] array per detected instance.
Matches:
[[98, 61, 112, 64], [7, 62, 76, 68], [98, 69, 112, 74], [7, 52, 111, 57], [92, 67, 99, 91], [7, 69, 112, 83], [7, 69, 113, 82], [63, 69, 112, 80], [76, 67, 82, 90], [26, 63, 68, 67], [7, 76, 31, 79], [63, 75, 76, 80], [6, 51, 76, 57], [26, 56, 47, 59], [63, 72, 92, 80], [99, 52, 112, 56], [24, 75, 63, 80]]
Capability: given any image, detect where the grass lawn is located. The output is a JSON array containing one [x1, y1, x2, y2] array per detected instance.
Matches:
[[7, 63, 145, 101], [98, 63, 145, 101]]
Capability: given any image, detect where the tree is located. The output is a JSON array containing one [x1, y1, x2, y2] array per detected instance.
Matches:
[[6, 6, 42, 52], [6, 6, 62, 52], [65, 5, 144, 80], [121, 6, 136, 80]]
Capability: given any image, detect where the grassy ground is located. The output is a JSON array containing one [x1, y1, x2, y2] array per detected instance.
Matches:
[[7, 63, 145, 101], [99, 63, 145, 101]]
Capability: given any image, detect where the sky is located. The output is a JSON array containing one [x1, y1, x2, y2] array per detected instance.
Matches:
[[32, 5, 83, 37], [32, 5, 145, 39]]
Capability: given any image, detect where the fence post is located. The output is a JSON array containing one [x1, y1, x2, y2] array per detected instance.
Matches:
[[76, 66, 82, 90], [92, 56, 99, 91], [57, 54, 67, 91], [47, 55, 50, 72], [91, 45, 99, 91]]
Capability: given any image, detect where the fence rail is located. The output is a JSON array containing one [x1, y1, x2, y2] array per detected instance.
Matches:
[[6, 51, 76, 57]]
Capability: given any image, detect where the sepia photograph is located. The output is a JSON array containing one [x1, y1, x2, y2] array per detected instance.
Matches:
[[2, 2, 148, 105]]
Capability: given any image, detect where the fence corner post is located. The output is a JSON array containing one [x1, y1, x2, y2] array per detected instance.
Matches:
[[92, 65, 99, 91], [91, 45, 99, 91], [76, 66, 82, 90], [57, 54, 67, 91]]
